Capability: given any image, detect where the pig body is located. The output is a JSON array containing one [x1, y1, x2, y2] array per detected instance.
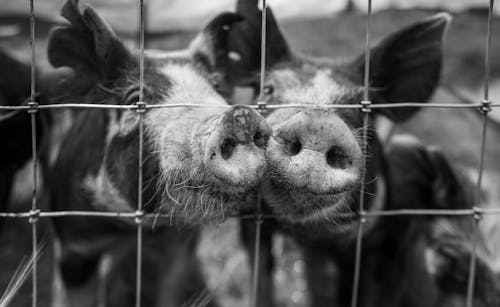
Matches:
[[310, 136, 500, 307], [42, 1, 271, 306], [394, 88, 500, 288]]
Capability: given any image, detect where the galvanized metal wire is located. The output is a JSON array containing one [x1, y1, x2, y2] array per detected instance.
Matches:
[[350, 0, 372, 306], [250, 1, 268, 306], [3, 101, 500, 112], [28, 0, 39, 306], [1, 0, 499, 306], [135, 0, 146, 307], [465, 1, 495, 306], [3, 207, 500, 220]]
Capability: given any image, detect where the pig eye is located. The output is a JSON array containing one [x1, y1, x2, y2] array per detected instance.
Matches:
[[263, 85, 274, 96], [123, 85, 141, 105], [209, 73, 223, 91]]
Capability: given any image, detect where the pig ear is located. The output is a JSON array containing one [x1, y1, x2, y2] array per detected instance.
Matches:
[[349, 13, 451, 122], [193, 0, 291, 86], [189, 12, 243, 72], [47, 0, 134, 82], [190, 1, 291, 88], [229, 0, 291, 85]]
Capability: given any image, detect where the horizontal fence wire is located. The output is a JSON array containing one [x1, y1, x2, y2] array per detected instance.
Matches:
[[3, 208, 500, 220], [2, 102, 500, 111]]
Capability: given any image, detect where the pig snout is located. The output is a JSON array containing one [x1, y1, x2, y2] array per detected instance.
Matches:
[[267, 110, 363, 194], [206, 105, 271, 186]]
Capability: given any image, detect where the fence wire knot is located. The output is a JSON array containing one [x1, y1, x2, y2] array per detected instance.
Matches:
[[360, 100, 372, 113], [28, 209, 40, 223], [27, 101, 38, 114], [134, 210, 145, 224], [358, 210, 367, 224], [254, 213, 264, 225], [473, 206, 483, 222], [257, 101, 268, 113], [136, 101, 147, 113], [480, 99, 492, 113]]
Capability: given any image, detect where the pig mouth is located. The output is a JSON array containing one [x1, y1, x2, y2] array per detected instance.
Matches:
[[262, 181, 359, 225], [211, 172, 261, 190], [158, 174, 259, 224]]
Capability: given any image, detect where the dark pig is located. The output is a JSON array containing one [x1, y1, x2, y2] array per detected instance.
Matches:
[[44, 1, 270, 306], [328, 136, 500, 307]]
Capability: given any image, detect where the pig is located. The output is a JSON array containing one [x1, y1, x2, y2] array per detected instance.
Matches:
[[42, 1, 271, 306], [225, 1, 451, 306], [325, 136, 500, 307], [424, 218, 500, 307], [393, 56, 500, 307]]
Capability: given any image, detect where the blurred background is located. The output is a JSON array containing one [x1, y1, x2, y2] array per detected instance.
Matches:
[[0, 0, 498, 32], [1, 0, 499, 306]]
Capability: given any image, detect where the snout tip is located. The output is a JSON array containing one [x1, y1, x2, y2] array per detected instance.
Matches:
[[267, 138, 363, 195], [220, 105, 272, 146], [202, 105, 271, 188], [208, 144, 266, 187]]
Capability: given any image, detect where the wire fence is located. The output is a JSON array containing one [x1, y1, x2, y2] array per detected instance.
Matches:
[[0, 0, 499, 307]]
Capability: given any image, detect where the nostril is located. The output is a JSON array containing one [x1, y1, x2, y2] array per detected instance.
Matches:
[[220, 138, 236, 160], [254, 132, 266, 148], [326, 146, 352, 169], [286, 139, 302, 156]]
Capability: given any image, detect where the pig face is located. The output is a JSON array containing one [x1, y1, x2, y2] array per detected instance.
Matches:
[[261, 63, 367, 226], [48, 0, 271, 224], [227, 2, 450, 228]]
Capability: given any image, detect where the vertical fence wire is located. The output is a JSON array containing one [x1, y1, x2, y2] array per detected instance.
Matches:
[[351, 0, 372, 306], [28, 0, 39, 306], [258, 0, 267, 98], [250, 1, 268, 307], [135, 0, 146, 306], [465, 0, 495, 306]]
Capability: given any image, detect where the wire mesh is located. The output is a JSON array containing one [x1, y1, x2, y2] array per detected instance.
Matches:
[[0, 0, 498, 306]]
